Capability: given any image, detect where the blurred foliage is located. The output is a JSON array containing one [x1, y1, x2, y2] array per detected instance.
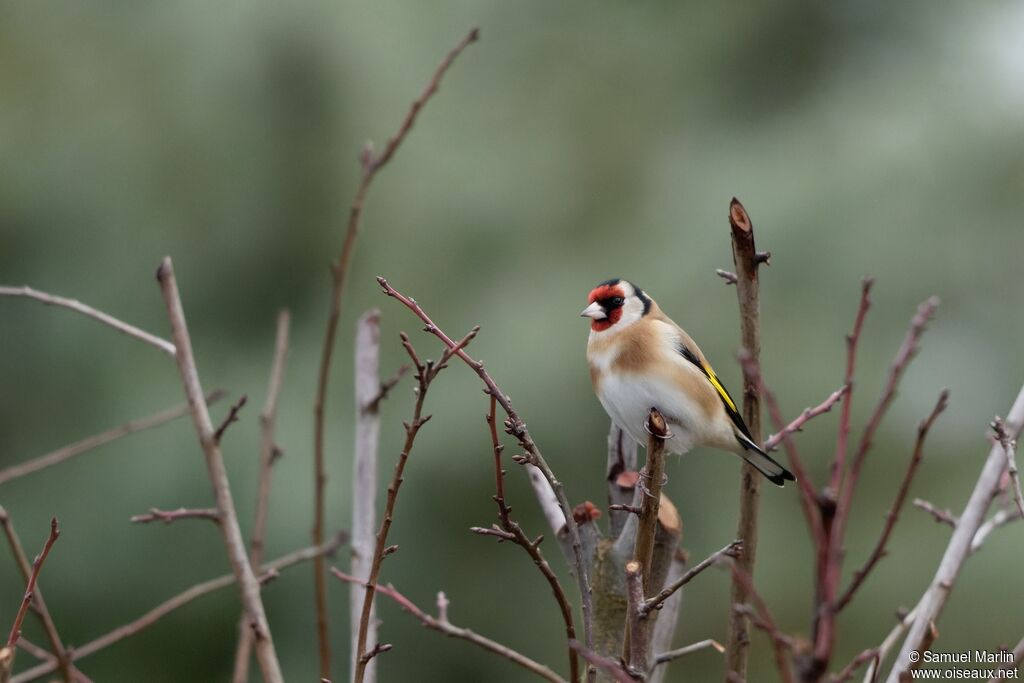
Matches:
[[1, 1, 1023, 681]]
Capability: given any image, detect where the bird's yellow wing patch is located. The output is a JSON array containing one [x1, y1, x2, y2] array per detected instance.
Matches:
[[701, 362, 738, 413]]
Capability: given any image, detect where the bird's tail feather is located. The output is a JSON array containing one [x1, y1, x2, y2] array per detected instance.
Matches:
[[735, 432, 796, 487]]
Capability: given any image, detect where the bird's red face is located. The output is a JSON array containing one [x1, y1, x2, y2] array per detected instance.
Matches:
[[581, 282, 627, 332]]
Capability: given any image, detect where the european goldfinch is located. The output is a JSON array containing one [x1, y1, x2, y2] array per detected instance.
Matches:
[[582, 278, 795, 487]]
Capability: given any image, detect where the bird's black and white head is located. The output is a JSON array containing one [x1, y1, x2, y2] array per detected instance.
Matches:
[[580, 279, 652, 333]]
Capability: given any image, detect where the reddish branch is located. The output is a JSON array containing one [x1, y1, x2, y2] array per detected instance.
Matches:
[[334, 570, 566, 683], [474, 395, 578, 683], [130, 508, 221, 524], [829, 279, 873, 494], [310, 28, 478, 677], [377, 277, 596, 657], [213, 395, 248, 444], [10, 536, 344, 683], [0, 509, 72, 682], [728, 560, 795, 683], [763, 385, 849, 452], [351, 334, 449, 683], [633, 409, 668, 592], [0, 392, 225, 487], [835, 390, 949, 611], [6, 518, 59, 649], [817, 297, 939, 670], [724, 198, 769, 682]]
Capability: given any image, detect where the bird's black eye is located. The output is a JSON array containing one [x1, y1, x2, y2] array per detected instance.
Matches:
[[599, 296, 625, 309]]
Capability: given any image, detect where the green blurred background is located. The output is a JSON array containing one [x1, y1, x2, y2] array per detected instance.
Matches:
[[2, 1, 1023, 681]]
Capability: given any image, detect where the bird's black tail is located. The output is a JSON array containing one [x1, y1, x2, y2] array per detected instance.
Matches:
[[735, 432, 796, 487]]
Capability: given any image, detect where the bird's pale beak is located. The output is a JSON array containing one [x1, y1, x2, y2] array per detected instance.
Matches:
[[580, 302, 607, 320]]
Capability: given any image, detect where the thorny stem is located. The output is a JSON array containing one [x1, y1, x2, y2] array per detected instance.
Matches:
[[310, 27, 479, 678]]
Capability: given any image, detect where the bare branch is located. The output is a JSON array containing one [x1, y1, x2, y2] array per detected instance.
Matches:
[[830, 278, 873, 494], [652, 639, 724, 670], [644, 540, 743, 615], [0, 509, 71, 681], [130, 507, 221, 525], [481, 395, 579, 683], [728, 559, 795, 683], [333, 570, 566, 683], [836, 390, 949, 612], [349, 309, 383, 683], [377, 276, 596, 659], [763, 384, 849, 452], [352, 335, 443, 683], [724, 197, 768, 683], [0, 392, 225, 487], [970, 506, 1022, 555], [155, 256, 282, 683], [715, 269, 738, 285], [992, 417, 1024, 518], [309, 29, 478, 678], [831, 648, 879, 683], [10, 536, 343, 683], [0, 518, 60, 683], [886, 384, 1024, 682], [0, 286, 175, 355], [913, 499, 958, 528], [568, 641, 638, 683], [623, 561, 649, 672], [633, 409, 669, 596], [213, 395, 248, 444], [863, 607, 915, 683], [607, 425, 639, 539], [988, 638, 1023, 681], [232, 309, 290, 683]]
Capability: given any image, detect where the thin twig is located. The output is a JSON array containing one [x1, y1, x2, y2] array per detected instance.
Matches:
[[213, 395, 248, 444], [130, 507, 221, 524], [156, 257, 282, 683], [481, 395, 579, 683], [0, 286, 175, 355], [352, 335, 445, 683], [835, 390, 949, 612], [0, 392, 225, 487], [728, 559, 795, 683], [988, 638, 1023, 682], [992, 417, 1024, 519], [821, 295, 939, 671], [863, 607, 915, 683], [724, 197, 768, 683], [233, 309, 290, 683], [831, 648, 879, 683], [0, 509, 71, 681], [912, 499, 958, 528], [716, 269, 738, 285], [970, 506, 1022, 555], [830, 278, 873, 494], [10, 536, 344, 683], [309, 28, 479, 678], [568, 641, 637, 683], [643, 540, 743, 615], [377, 277, 597, 664], [6, 518, 60, 648], [763, 384, 849, 452], [607, 424, 639, 539], [334, 570, 566, 683], [652, 639, 724, 670], [885, 384, 1024, 683]]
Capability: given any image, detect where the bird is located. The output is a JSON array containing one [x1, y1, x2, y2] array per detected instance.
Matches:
[[582, 278, 795, 486]]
